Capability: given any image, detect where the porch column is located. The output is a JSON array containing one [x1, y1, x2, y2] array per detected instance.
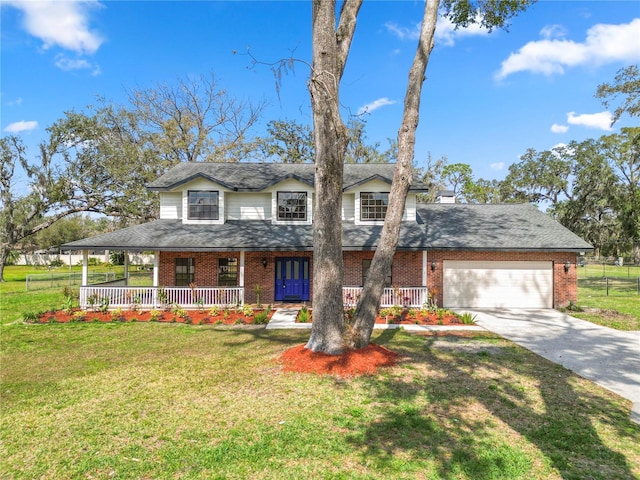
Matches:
[[82, 250, 89, 285], [153, 251, 160, 287], [422, 251, 427, 286], [239, 251, 245, 305], [123, 252, 129, 286]]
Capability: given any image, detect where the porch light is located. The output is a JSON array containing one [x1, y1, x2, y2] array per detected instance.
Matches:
[[564, 260, 571, 273], [431, 261, 436, 272], [262, 258, 268, 269]]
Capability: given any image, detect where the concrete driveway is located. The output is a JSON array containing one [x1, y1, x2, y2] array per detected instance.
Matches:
[[460, 308, 640, 424]]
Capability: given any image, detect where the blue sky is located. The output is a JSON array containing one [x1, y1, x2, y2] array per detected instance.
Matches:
[[2, 0, 639, 191]]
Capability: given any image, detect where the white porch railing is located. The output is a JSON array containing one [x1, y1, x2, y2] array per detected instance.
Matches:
[[343, 286, 428, 308], [79, 285, 426, 310], [79, 286, 244, 310]]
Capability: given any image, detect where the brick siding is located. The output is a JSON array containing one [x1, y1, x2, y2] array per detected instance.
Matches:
[[159, 250, 577, 307]]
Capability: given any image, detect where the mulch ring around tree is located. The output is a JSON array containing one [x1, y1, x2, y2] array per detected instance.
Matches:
[[33, 308, 274, 325], [280, 343, 399, 377]]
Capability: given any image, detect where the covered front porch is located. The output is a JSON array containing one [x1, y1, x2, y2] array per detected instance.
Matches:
[[73, 248, 430, 309]]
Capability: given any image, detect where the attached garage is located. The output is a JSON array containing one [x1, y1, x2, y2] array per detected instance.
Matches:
[[443, 260, 553, 308]]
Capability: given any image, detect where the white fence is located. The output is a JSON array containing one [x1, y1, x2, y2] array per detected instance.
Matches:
[[343, 286, 428, 308], [80, 286, 244, 310], [16, 252, 154, 266], [26, 272, 117, 291]]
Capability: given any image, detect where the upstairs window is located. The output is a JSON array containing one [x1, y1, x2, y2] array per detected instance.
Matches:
[[175, 258, 195, 286], [188, 191, 219, 220], [277, 192, 307, 221], [361, 192, 388, 221]]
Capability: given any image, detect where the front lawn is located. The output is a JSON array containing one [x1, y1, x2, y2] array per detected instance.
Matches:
[[576, 278, 640, 330], [1, 323, 638, 479]]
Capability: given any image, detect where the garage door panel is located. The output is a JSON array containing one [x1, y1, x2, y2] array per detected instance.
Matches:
[[443, 260, 552, 308]]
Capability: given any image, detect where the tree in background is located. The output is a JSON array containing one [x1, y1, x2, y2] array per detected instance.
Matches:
[[23, 215, 108, 253], [257, 119, 315, 163], [256, 117, 396, 164], [0, 134, 110, 281], [0, 73, 268, 277], [503, 131, 639, 262], [306, 0, 533, 353], [601, 128, 640, 263], [596, 65, 639, 127], [128, 72, 265, 164], [440, 163, 474, 200], [416, 153, 448, 203]]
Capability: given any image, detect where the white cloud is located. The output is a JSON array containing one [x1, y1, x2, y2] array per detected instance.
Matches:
[[385, 13, 489, 47], [385, 21, 419, 41], [490, 162, 504, 170], [4, 0, 104, 54], [567, 111, 613, 131], [357, 97, 396, 115], [8, 97, 23, 106], [4, 120, 38, 133], [54, 53, 101, 75], [435, 15, 489, 47], [550, 143, 574, 157], [55, 54, 91, 70], [496, 18, 640, 79], [540, 24, 567, 40], [551, 123, 569, 134]]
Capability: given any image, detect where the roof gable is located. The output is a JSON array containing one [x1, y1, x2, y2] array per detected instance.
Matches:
[[148, 162, 429, 192]]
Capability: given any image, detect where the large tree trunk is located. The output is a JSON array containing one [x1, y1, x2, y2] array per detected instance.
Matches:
[[349, 0, 439, 348], [305, 0, 361, 354], [0, 246, 9, 282]]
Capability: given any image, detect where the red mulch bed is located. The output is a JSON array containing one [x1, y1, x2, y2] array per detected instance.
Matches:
[[35, 309, 273, 325], [280, 343, 399, 377], [300, 309, 464, 326]]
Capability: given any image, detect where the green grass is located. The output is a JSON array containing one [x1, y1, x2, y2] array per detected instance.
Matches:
[[1, 324, 638, 479], [576, 278, 640, 329], [578, 263, 640, 280], [1, 266, 151, 325], [1, 266, 639, 478]]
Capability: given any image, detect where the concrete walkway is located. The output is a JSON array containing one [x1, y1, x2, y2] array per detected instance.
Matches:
[[266, 308, 484, 333], [462, 308, 640, 424], [265, 308, 310, 329]]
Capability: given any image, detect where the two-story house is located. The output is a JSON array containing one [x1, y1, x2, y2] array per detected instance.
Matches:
[[64, 162, 592, 310]]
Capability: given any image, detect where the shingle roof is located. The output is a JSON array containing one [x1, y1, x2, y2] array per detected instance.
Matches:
[[63, 203, 592, 253], [419, 203, 593, 251], [147, 162, 429, 192], [61, 219, 429, 252]]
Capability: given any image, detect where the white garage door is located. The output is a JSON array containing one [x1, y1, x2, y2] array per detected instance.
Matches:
[[443, 260, 553, 308]]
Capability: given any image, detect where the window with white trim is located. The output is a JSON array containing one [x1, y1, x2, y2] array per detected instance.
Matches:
[[277, 192, 307, 221], [360, 192, 388, 220], [188, 191, 219, 220]]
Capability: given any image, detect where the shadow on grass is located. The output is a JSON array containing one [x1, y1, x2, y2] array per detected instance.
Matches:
[[351, 331, 639, 480]]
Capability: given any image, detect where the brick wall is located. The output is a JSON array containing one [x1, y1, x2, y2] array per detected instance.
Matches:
[[159, 251, 240, 287], [159, 250, 578, 308], [343, 251, 422, 286]]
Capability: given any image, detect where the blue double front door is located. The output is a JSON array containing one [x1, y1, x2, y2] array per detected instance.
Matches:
[[274, 257, 310, 302]]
